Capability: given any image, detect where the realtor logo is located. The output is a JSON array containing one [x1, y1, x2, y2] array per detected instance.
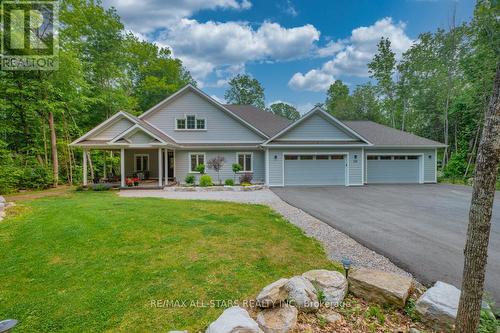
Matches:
[[1, 1, 59, 70]]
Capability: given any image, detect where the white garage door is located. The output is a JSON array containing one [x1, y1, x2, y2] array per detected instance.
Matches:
[[284, 154, 346, 186], [366, 155, 421, 184]]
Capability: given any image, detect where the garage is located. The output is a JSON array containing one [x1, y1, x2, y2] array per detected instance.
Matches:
[[284, 154, 346, 186], [366, 154, 422, 184]]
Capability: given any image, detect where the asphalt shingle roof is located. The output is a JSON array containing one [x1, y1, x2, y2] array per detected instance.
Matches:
[[343, 120, 446, 147], [224, 104, 291, 137]]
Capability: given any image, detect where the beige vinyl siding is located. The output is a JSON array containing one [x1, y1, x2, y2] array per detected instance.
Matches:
[[364, 148, 436, 183], [277, 113, 356, 141], [175, 150, 265, 184], [91, 118, 134, 140], [268, 148, 363, 186], [144, 90, 265, 142]]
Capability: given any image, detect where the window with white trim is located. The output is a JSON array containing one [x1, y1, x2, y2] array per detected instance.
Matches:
[[176, 115, 206, 130], [135, 154, 149, 172], [189, 153, 205, 172], [237, 153, 252, 172]]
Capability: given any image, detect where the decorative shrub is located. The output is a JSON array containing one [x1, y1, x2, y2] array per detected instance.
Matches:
[[185, 174, 195, 185], [232, 163, 242, 174], [239, 173, 253, 185], [125, 178, 134, 187], [92, 184, 109, 191], [224, 178, 234, 186], [207, 156, 225, 184], [195, 164, 206, 174], [199, 174, 213, 187]]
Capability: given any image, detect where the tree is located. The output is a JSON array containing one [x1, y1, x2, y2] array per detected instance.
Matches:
[[207, 156, 225, 185], [456, 61, 499, 333], [267, 102, 300, 121], [224, 74, 265, 109], [368, 37, 397, 127], [350, 83, 383, 122], [325, 80, 351, 118]]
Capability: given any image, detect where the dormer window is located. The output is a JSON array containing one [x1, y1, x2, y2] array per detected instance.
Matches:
[[176, 115, 206, 130]]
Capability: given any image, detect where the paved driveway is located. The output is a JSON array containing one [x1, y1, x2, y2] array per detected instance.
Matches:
[[271, 184, 500, 302]]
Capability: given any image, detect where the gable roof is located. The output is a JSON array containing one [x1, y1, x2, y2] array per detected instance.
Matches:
[[138, 84, 269, 139], [224, 104, 291, 137], [343, 121, 446, 147], [264, 106, 372, 145]]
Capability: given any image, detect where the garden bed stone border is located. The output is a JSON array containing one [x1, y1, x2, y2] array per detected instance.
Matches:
[[164, 185, 266, 192]]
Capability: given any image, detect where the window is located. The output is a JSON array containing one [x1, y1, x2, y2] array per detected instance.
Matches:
[[237, 153, 252, 172], [176, 115, 206, 130], [316, 155, 329, 160], [300, 155, 314, 160], [380, 156, 392, 160], [196, 119, 205, 129], [189, 153, 205, 172], [394, 156, 406, 160], [135, 154, 149, 172], [330, 155, 344, 160], [367, 156, 378, 160], [407, 155, 419, 160], [186, 115, 196, 129], [176, 119, 186, 129], [284, 155, 298, 160]]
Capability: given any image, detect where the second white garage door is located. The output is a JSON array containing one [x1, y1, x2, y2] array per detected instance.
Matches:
[[284, 154, 346, 186], [366, 155, 421, 184]]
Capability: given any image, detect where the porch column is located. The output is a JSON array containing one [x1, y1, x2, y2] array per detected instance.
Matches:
[[83, 149, 88, 186], [164, 148, 169, 184], [120, 148, 125, 187], [158, 148, 163, 187], [265, 148, 269, 186]]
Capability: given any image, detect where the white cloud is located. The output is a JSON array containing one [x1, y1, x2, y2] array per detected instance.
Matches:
[[280, 0, 298, 17], [157, 19, 320, 81], [289, 17, 413, 91], [288, 70, 335, 92], [103, 0, 252, 33], [210, 94, 226, 104]]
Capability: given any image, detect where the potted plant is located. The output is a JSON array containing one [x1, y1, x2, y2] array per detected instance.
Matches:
[[132, 177, 140, 186], [125, 178, 134, 187]]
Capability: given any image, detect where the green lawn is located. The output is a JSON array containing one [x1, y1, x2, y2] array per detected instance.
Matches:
[[0, 191, 338, 332]]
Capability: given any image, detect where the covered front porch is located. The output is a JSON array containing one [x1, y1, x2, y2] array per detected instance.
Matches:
[[81, 147, 176, 189]]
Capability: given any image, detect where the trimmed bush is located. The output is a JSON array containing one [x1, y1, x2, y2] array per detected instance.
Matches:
[[195, 164, 206, 174], [224, 178, 234, 186], [239, 173, 253, 185], [185, 174, 195, 185], [199, 175, 212, 187]]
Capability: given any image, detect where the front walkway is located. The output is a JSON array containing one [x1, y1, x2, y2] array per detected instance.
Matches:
[[119, 189, 410, 277]]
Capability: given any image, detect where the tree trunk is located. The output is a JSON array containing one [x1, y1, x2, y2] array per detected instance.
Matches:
[[455, 62, 500, 333], [48, 111, 59, 186]]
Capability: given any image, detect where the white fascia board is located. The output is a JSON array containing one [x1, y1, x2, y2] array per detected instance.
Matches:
[[70, 111, 137, 145], [138, 84, 269, 139], [263, 106, 372, 145]]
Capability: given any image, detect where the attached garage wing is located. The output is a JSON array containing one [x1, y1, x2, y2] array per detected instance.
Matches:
[[366, 155, 423, 184], [284, 154, 347, 186]]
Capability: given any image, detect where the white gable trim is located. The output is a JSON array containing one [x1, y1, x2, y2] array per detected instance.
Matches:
[[108, 124, 166, 144], [70, 111, 137, 146], [263, 106, 373, 145], [138, 84, 269, 139]]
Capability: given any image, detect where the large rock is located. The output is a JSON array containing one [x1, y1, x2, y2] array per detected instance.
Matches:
[[0, 196, 5, 203], [285, 276, 319, 312], [348, 268, 413, 308], [206, 306, 263, 333], [256, 304, 297, 333], [256, 278, 289, 308], [415, 281, 460, 331], [302, 269, 347, 306]]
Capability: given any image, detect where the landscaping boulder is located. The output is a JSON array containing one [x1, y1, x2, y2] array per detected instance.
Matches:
[[206, 306, 263, 333], [256, 303, 297, 333], [256, 278, 289, 308], [319, 309, 343, 324], [284, 276, 319, 312], [302, 269, 347, 306], [348, 268, 413, 308], [415, 281, 460, 331]]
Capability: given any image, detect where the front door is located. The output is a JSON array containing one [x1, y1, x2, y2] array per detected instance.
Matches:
[[168, 151, 174, 180]]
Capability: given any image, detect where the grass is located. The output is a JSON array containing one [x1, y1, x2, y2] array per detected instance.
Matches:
[[0, 191, 338, 332], [438, 177, 500, 190]]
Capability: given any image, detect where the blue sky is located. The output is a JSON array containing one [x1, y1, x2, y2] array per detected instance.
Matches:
[[103, 0, 475, 113]]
